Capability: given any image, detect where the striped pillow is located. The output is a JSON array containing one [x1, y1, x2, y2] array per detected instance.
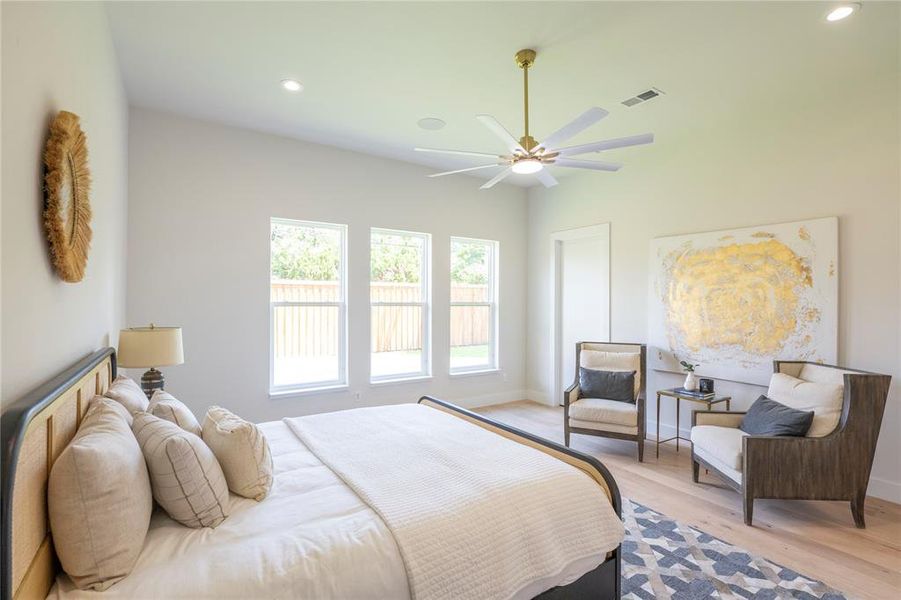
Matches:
[[132, 412, 229, 528]]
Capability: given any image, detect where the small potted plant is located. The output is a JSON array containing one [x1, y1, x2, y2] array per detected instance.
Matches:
[[680, 360, 699, 391]]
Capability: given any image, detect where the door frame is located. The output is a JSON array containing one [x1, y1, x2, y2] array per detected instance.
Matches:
[[549, 223, 611, 406]]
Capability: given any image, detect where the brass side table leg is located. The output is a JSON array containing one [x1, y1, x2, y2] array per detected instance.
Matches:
[[656, 392, 661, 458]]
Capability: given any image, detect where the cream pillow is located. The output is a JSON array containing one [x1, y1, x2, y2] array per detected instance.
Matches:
[[767, 372, 843, 437], [149, 390, 201, 436], [104, 375, 149, 414], [90, 393, 134, 425], [580, 350, 642, 399], [49, 398, 153, 591], [132, 412, 229, 528], [203, 406, 274, 501]]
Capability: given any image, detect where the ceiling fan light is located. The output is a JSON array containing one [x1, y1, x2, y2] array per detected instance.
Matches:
[[512, 158, 543, 174]]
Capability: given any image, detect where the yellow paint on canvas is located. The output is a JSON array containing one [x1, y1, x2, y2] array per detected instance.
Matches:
[[664, 239, 814, 356]]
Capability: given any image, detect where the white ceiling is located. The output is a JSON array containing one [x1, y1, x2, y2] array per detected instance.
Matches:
[[105, 1, 898, 187]]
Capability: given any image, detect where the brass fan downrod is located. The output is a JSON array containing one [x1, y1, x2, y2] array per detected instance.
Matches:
[[515, 49, 538, 153]]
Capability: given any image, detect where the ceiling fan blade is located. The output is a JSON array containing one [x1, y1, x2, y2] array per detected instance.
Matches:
[[476, 115, 526, 154], [555, 133, 655, 157], [428, 164, 504, 178], [415, 147, 501, 159], [534, 169, 558, 188], [537, 107, 609, 151], [480, 167, 513, 189], [554, 158, 622, 172]]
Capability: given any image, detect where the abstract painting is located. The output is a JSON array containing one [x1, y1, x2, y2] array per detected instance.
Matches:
[[649, 217, 837, 386]]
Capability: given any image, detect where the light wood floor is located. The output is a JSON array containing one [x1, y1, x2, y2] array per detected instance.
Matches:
[[476, 401, 901, 600]]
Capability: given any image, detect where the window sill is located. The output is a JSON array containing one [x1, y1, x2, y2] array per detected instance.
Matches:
[[269, 384, 349, 399], [449, 368, 501, 379], [369, 375, 433, 387]]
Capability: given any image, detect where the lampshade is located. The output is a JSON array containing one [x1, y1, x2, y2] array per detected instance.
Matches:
[[118, 326, 184, 368]]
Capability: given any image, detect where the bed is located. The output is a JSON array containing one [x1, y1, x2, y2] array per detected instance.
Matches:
[[1, 348, 624, 599]]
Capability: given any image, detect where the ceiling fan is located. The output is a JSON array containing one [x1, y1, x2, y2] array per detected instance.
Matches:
[[415, 49, 654, 189]]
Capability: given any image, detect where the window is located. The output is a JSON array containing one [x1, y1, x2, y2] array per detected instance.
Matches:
[[270, 218, 347, 393], [370, 229, 431, 381], [450, 237, 498, 373]]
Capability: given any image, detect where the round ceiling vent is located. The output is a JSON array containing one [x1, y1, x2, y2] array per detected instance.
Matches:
[[417, 117, 446, 131]]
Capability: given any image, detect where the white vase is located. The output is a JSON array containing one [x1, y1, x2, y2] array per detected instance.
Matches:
[[683, 372, 698, 391]]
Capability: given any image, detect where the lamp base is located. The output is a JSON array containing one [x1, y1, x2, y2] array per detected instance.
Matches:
[[141, 368, 164, 399]]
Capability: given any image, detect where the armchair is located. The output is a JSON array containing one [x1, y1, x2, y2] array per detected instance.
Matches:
[[690, 360, 891, 527], [564, 342, 647, 461]]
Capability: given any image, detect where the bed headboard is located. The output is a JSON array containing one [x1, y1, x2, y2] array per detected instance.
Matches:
[[1, 348, 116, 600]]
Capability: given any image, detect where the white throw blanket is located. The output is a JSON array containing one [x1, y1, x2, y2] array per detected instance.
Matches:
[[285, 404, 623, 600]]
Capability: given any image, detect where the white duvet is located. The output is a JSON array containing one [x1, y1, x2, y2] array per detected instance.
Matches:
[[50, 405, 622, 600], [49, 421, 410, 599]]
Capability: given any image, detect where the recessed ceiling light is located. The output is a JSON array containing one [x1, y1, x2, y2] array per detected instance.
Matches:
[[826, 3, 859, 22], [281, 79, 303, 92], [417, 117, 446, 131]]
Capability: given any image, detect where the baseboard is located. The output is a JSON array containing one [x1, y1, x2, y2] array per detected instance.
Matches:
[[456, 389, 531, 409], [647, 420, 692, 441], [525, 389, 552, 405], [867, 476, 901, 504]]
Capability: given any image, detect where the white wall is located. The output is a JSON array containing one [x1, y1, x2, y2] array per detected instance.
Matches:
[[526, 30, 901, 501], [1, 2, 128, 404], [127, 108, 528, 423]]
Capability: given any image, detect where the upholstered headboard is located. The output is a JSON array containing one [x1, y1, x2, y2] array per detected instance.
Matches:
[[1, 348, 116, 600]]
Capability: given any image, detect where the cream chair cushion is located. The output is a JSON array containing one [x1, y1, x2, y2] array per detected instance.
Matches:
[[569, 398, 638, 427], [202, 406, 274, 501], [691, 425, 747, 482], [132, 412, 229, 528], [48, 397, 153, 591], [104, 375, 149, 414], [767, 373, 843, 437], [149, 390, 202, 436], [568, 419, 638, 436], [580, 350, 641, 398]]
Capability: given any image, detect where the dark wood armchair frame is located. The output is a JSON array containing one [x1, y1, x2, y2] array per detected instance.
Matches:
[[691, 360, 891, 528], [564, 342, 647, 462]]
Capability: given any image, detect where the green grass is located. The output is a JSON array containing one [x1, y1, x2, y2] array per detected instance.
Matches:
[[450, 345, 489, 358]]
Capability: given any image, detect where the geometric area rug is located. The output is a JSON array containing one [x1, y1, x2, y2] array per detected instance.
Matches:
[[622, 500, 847, 599]]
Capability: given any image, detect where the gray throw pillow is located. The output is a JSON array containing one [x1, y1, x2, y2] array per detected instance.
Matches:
[[579, 367, 635, 402], [740, 395, 814, 436]]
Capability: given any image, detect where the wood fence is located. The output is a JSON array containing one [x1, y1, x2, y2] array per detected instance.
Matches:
[[271, 280, 490, 356]]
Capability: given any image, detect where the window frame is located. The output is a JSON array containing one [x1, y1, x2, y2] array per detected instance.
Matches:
[[369, 227, 432, 383], [269, 217, 348, 396], [449, 237, 499, 375]]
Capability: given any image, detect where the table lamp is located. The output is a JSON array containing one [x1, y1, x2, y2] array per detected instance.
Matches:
[[117, 324, 184, 398]]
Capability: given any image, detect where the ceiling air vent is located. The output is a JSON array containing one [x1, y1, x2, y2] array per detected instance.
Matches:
[[622, 87, 665, 107]]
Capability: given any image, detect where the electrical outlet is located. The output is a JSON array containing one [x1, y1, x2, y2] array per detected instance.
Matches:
[[354, 391, 361, 401]]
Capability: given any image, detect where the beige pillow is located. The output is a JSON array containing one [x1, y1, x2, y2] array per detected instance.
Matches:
[[203, 406, 274, 501], [767, 372, 843, 437], [49, 398, 153, 590], [105, 375, 149, 414], [580, 350, 642, 399], [149, 390, 201, 436], [89, 393, 134, 425], [132, 412, 229, 528]]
